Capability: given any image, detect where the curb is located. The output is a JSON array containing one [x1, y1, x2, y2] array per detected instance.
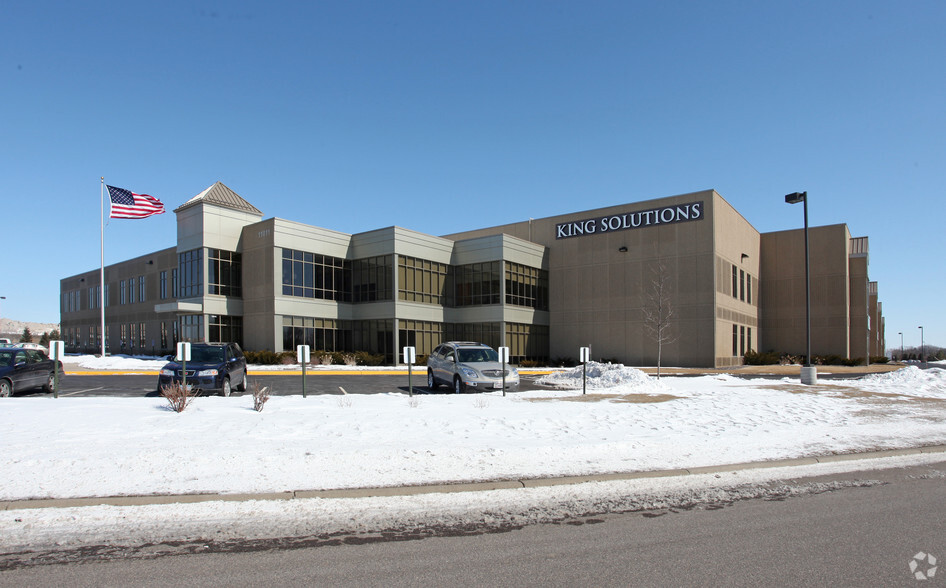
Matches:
[[3, 445, 944, 512]]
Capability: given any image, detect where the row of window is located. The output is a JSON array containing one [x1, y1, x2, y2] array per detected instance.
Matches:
[[730, 264, 754, 304], [282, 249, 548, 310], [63, 321, 178, 352], [63, 269, 183, 313], [733, 324, 754, 357], [63, 315, 241, 352], [281, 315, 549, 363]]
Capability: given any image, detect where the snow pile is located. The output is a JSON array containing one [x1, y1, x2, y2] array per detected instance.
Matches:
[[535, 361, 660, 390], [857, 365, 946, 397], [71, 354, 168, 371]]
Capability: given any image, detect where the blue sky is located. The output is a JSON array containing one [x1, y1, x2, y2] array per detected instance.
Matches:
[[2, 1, 943, 350]]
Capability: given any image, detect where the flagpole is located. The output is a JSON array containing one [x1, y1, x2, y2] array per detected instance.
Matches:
[[100, 177, 106, 357]]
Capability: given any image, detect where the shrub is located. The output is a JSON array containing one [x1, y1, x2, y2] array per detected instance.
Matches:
[[278, 351, 296, 365], [161, 381, 199, 412], [251, 381, 270, 412], [552, 357, 577, 368], [354, 351, 385, 366], [317, 352, 333, 366], [245, 350, 280, 365], [870, 355, 889, 364], [743, 350, 781, 365], [519, 359, 542, 368]]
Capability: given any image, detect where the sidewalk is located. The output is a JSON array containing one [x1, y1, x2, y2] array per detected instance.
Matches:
[[4, 444, 943, 512]]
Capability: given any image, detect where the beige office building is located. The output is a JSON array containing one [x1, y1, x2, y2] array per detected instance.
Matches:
[[60, 183, 884, 367]]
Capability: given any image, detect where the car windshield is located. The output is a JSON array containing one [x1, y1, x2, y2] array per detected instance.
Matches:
[[457, 348, 498, 363], [190, 346, 225, 363]]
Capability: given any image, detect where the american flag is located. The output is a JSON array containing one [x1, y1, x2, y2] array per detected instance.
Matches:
[[106, 185, 165, 219]]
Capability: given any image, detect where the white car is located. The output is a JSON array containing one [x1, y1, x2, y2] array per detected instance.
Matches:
[[426, 341, 519, 394], [12, 342, 49, 354]]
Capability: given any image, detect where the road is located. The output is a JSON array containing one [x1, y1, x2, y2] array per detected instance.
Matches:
[[24, 372, 551, 398], [24, 366, 940, 398], [2, 460, 944, 585]]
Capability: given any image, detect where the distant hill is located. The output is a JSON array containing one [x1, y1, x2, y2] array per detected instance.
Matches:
[[0, 318, 60, 340]]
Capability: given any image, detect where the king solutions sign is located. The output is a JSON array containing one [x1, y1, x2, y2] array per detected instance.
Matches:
[[555, 201, 704, 239]]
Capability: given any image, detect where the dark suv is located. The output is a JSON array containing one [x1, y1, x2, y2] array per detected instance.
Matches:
[[157, 342, 248, 397], [427, 341, 520, 394]]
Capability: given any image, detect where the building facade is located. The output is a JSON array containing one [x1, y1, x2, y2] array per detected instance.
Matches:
[[60, 183, 885, 367]]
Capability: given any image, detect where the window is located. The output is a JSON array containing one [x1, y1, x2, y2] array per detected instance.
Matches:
[[505, 322, 550, 363], [398, 320, 444, 357], [282, 248, 350, 301], [129, 323, 137, 350], [139, 322, 147, 349], [732, 265, 738, 299], [208, 249, 242, 297], [208, 315, 243, 346], [747, 327, 753, 353], [732, 324, 738, 356], [505, 262, 549, 310], [128, 278, 135, 304], [747, 275, 752, 305], [160, 322, 168, 349], [398, 256, 448, 305], [739, 270, 745, 302], [181, 314, 202, 342], [139, 276, 146, 302], [179, 249, 202, 298], [740, 325, 746, 356], [454, 261, 501, 306], [283, 316, 352, 352], [104, 284, 110, 307], [120, 324, 127, 349], [352, 256, 393, 303], [160, 271, 167, 300], [171, 268, 179, 298], [120, 281, 126, 305]]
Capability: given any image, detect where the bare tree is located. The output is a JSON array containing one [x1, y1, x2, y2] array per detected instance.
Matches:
[[642, 258, 676, 378]]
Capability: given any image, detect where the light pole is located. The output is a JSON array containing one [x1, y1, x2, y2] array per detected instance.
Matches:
[[785, 191, 816, 385], [898, 331, 903, 362], [0, 296, 5, 339], [919, 326, 925, 366]]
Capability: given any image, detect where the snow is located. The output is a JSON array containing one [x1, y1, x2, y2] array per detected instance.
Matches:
[[2, 360, 945, 553]]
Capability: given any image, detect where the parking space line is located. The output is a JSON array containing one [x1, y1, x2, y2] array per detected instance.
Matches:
[[59, 387, 105, 396]]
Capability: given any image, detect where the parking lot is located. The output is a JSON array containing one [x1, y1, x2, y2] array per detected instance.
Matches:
[[20, 372, 552, 398]]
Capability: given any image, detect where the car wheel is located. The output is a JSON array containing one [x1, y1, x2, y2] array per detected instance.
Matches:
[[453, 376, 463, 394], [222, 377, 231, 397], [43, 373, 55, 393], [427, 369, 438, 390], [0, 379, 11, 397], [237, 372, 248, 392]]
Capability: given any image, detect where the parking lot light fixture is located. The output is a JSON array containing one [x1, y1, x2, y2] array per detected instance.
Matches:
[[785, 192, 815, 385], [919, 326, 925, 365]]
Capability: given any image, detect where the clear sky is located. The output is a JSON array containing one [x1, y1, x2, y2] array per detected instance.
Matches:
[[2, 1, 943, 350]]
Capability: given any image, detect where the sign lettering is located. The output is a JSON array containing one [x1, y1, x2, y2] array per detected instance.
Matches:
[[555, 201, 704, 239]]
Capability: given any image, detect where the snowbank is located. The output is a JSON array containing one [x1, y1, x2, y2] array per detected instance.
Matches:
[[534, 361, 661, 391]]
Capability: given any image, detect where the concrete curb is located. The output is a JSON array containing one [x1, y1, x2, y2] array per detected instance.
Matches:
[[3, 445, 944, 512]]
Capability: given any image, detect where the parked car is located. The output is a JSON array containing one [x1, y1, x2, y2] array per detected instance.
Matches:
[[11, 342, 48, 354], [427, 341, 519, 394], [0, 346, 64, 397], [157, 342, 248, 397]]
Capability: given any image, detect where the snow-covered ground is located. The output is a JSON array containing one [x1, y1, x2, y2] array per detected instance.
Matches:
[[2, 359, 945, 553]]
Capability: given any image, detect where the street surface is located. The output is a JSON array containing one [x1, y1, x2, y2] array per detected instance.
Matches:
[[19, 367, 935, 398], [24, 372, 550, 398], [2, 460, 943, 585]]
